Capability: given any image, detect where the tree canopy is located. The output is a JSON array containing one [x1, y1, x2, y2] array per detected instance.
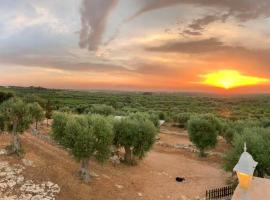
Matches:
[[224, 127, 270, 177], [188, 114, 219, 157], [52, 113, 114, 182], [0, 98, 34, 154], [29, 102, 45, 130], [114, 115, 157, 164]]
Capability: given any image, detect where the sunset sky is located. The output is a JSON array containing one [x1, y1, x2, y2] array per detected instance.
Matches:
[[0, 0, 270, 93]]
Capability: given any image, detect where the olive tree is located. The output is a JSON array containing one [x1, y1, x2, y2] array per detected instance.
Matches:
[[114, 116, 156, 165], [29, 102, 45, 130], [51, 112, 70, 145], [188, 115, 219, 157], [176, 112, 191, 128], [52, 113, 114, 182], [0, 98, 33, 154], [224, 127, 270, 177], [45, 100, 53, 126]]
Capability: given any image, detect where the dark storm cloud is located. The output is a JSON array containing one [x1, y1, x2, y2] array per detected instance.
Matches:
[[79, 0, 119, 51]]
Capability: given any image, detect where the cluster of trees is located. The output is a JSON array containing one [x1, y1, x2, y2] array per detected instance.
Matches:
[[0, 98, 45, 154], [0, 91, 13, 104], [51, 112, 157, 182], [186, 112, 270, 178], [224, 127, 270, 177]]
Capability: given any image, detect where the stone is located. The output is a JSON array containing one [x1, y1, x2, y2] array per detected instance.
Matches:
[[45, 181, 54, 188], [115, 184, 124, 189], [7, 180, 17, 188], [22, 159, 34, 167], [138, 193, 143, 197], [17, 176, 25, 185], [31, 195, 44, 200], [110, 155, 120, 165], [0, 149, 7, 155], [0, 183, 7, 190], [19, 194, 33, 200], [0, 161, 60, 199], [90, 171, 99, 177]]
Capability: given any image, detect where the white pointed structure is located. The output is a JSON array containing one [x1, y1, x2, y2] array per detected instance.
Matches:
[[233, 143, 258, 200]]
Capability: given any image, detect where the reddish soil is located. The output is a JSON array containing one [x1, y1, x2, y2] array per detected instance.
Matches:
[[0, 122, 230, 200]]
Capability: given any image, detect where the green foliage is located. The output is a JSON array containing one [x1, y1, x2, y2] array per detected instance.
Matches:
[[0, 98, 33, 133], [0, 113, 4, 132], [51, 112, 70, 144], [114, 115, 157, 164], [4, 86, 270, 122], [222, 119, 263, 144], [58, 106, 72, 113], [23, 94, 46, 108], [45, 100, 53, 120], [0, 92, 14, 104], [51, 113, 114, 182], [224, 127, 270, 177], [129, 112, 159, 128], [72, 114, 114, 162], [28, 102, 45, 129], [223, 125, 236, 144], [158, 111, 166, 120], [188, 115, 219, 157], [0, 98, 34, 154], [261, 118, 270, 128], [175, 112, 192, 128], [89, 104, 115, 116]]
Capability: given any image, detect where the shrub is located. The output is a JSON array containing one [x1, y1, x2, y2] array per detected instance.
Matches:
[[188, 115, 219, 157], [224, 127, 270, 177]]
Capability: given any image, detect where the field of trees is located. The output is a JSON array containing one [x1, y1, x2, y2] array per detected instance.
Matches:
[[1, 86, 270, 199]]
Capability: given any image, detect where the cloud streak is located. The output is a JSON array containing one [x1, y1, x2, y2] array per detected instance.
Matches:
[[127, 0, 270, 22], [79, 0, 119, 51]]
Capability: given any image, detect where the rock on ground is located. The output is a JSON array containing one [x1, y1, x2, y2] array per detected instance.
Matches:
[[0, 161, 60, 200]]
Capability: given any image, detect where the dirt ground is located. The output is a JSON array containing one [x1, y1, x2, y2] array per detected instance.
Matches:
[[0, 122, 230, 200]]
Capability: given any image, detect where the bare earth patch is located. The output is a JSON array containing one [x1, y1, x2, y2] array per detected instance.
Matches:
[[0, 122, 230, 200]]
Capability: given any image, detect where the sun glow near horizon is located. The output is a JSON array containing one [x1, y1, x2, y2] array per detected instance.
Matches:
[[201, 70, 269, 90]]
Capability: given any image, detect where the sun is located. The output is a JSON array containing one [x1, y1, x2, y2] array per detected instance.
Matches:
[[201, 70, 269, 90]]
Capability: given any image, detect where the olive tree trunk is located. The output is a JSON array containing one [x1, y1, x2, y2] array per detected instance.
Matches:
[[199, 148, 206, 157], [10, 122, 21, 154], [79, 158, 90, 183], [124, 146, 133, 164]]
